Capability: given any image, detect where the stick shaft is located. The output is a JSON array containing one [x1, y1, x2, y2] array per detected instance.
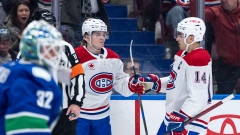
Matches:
[[129, 40, 137, 77], [185, 102, 221, 125], [185, 94, 234, 125], [130, 40, 148, 135], [138, 94, 148, 135]]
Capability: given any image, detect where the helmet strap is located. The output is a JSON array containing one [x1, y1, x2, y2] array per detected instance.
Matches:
[[84, 37, 100, 52], [184, 36, 195, 53]]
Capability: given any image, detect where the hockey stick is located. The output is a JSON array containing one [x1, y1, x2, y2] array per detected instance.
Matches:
[[130, 40, 148, 135], [164, 94, 235, 135]]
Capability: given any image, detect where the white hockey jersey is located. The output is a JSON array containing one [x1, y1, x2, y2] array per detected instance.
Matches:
[[159, 48, 213, 133], [75, 46, 133, 120]]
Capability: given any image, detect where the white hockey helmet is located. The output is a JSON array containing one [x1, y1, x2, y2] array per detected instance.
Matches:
[[20, 20, 65, 68], [82, 18, 109, 39], [176, 17, 206, 42]]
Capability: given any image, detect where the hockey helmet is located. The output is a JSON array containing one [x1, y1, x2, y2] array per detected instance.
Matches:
[[82, 18, 109, 39], [176, 17, 206, 42], [20, 20, 65, 68], [31, 8, 56, 25]]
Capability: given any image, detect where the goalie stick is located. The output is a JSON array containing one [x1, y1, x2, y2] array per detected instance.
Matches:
[[164, 94, 235, 135], [130, 40, 148, 135]]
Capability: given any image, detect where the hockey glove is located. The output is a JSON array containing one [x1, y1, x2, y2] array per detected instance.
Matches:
[[138, 74, 161, 93], [170, 130, 199, 135], [167, 111, 190, 133], [170, 130, 188, 135], [128, 74, 144, 94]]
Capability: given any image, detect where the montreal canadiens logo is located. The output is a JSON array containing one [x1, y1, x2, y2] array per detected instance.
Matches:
[[166, 70, 177, 90], [89, 72, 113, 94], [176, 0, 190, 7], [207, 114, 240, 135]]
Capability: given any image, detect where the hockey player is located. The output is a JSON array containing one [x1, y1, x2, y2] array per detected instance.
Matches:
[[30, 9, 86, 135], [74, 18, 143, 135], [133, 17, 213, 135], [0, 20, 64, 134]]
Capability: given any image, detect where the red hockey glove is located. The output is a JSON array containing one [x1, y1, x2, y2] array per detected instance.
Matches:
[[167, 111, 190, 134], [128, 74, 144, 94], [170, 130, 199, 135], [138, 74, 161, 93], [170, 130, 188, 135]]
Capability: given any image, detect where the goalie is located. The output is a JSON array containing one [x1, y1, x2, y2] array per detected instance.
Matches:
[[130, 17, 213, 135], [0, 20, 64, 135]]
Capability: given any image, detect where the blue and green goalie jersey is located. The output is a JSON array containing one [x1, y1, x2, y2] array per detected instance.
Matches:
[[0, 60, 62, 135]]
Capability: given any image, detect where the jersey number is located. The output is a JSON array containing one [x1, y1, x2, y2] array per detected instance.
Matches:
[[37, 90, 53, 109], [195, 71, 206, 84]]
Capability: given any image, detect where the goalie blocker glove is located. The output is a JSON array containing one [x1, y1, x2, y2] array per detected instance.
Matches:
[[139, 74, 161, 93]]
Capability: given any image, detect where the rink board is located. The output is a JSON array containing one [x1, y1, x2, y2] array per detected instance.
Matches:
[[109, 94, 240, 135]]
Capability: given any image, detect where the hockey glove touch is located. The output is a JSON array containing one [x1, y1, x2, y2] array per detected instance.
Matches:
[[138, 74, 161, 92]]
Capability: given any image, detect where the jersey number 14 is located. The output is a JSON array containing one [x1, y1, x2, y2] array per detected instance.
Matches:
[[195, 71, 206, 84]]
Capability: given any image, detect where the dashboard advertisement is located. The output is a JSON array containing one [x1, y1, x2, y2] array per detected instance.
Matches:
[[110, 95, 240, 135]]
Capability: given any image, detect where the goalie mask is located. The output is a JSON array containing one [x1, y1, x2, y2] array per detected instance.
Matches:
[[20, 20, 65, 68], [175, 17, 206, 52]]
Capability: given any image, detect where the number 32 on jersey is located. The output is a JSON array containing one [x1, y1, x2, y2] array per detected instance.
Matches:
[[37, 90, 53, 109]]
